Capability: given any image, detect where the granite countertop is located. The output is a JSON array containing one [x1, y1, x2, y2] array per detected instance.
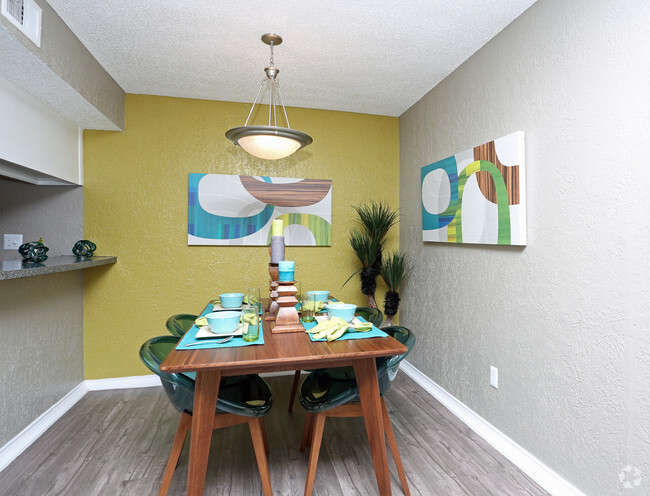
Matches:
[[0, 255, 117, 281]]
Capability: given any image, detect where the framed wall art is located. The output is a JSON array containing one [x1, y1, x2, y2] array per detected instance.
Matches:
[[188, 174, 332, 246], [421, 131, 526, 246]]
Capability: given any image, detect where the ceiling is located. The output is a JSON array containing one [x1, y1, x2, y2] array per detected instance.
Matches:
[[46, 0, 536, 118]]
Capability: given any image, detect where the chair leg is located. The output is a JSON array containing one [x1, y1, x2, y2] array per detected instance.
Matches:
[[158, 413, 191, 496], [260, 418, 270, 455], [248, 418, 273, 496], [304, 413, 326, 496], [300, 412, 314, 453], [288, 370, 302, 412], [381, 398, 411, 496]]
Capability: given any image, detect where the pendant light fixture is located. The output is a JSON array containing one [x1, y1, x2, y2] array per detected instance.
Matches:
[[226, 33, 313, 160]]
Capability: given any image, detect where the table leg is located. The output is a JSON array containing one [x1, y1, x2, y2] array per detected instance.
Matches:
[[187, 370, 221, 496], [354, 358, 392, 496]]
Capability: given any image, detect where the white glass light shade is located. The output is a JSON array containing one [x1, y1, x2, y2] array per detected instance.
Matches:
[[226, 125, 313, 160], [238, 135, 301, 160]]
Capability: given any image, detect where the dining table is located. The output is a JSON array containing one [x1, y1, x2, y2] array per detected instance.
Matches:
[[160, 300, 408, 496]]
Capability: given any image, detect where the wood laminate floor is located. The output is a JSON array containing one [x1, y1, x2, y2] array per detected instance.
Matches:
[[0, 373, 549, 495]]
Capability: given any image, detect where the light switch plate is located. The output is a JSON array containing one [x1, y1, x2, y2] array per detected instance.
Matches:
[[3, 234, 23, 250], [490, 366, 499, 389]]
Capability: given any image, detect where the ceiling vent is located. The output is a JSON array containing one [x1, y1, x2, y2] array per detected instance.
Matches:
[[1, 0, 41, 47]]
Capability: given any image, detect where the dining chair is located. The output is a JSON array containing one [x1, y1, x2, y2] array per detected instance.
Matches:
[[287, 306, 384, 412], [139, 336, 274, 496], [298, 325, 414, 496], [165, 313, 198, 337]]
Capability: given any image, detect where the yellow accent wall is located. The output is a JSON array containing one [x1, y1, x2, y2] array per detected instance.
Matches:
[[83, 94, 399, 379]]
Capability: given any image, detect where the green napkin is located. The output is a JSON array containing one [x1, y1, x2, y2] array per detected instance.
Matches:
[[312, 389, 328, 399], [352, 322, 372, 332], [302, 300, 325, 312], [242, 313, 259, 325], [243, 295, 260, 305]]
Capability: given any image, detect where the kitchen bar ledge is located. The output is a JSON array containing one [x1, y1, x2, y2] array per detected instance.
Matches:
[[0, 255, 117, 281]]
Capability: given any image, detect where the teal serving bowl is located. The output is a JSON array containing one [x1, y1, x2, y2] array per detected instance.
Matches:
[[219, 293, 245, 308], [326, 303, 357, 323], [306, 290, 330, 302], [206, 311, 242, 334]]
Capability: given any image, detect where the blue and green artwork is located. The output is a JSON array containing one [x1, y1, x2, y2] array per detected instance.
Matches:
[[421, 131, 526, 246]]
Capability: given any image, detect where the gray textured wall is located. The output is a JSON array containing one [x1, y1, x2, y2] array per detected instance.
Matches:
[[0, 179, 84, 260], [0, 0, 124, 130], [398, 0, 650, 494], [0, 178, 84, 445]]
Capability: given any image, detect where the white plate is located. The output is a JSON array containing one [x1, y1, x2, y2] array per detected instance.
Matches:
[[195, 322, 248, 339], [212, 303, 243, 311]]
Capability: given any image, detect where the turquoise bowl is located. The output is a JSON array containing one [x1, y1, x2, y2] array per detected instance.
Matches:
[[326, 303, 357, 322], [206, 311, 242, 334], [219, 293, 245, 308], [306, 290, 330, 302]]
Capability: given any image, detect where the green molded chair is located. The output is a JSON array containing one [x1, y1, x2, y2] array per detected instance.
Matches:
[[139, 336, 274, 496], [165, 313, 198, 337], [298, 326, 414, 496], [287, 306, 385, 412]]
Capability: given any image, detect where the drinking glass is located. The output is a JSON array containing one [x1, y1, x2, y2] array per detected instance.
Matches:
[[242, 303, 260, 342], [302, 293, 316, 323], [247, 287, 261, 306]]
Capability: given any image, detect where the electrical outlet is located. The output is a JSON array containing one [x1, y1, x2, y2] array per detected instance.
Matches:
[[3, 234, 23, 250], [490, 366, 499, 389]]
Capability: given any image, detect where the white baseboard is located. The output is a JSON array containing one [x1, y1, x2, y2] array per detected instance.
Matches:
[[85, 374, 161, 390], [0, 382, 88, 472], [261, 370, 302, 378], [400, 360, 586, 496], [83, 371, 297, 390], [0, 375, 160, 472]]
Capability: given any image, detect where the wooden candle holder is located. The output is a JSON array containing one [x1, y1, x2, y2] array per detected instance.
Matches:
[[271, 280, 304, 333]]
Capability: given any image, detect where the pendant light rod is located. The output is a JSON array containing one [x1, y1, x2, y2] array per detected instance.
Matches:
[[276, 82, 291, 129], [244, 78, 267, 126]]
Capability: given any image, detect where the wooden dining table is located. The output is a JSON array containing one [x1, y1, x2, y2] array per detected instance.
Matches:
[[160, 302, 408, 496]]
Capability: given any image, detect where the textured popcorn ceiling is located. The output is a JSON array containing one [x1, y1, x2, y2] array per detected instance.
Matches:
[[47, 0, 536, 117]]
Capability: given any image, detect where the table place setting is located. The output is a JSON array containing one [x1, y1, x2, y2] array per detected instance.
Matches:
[[298, 290, 337, 316], [297, 297, 338, 314], [212, 291, 263, 313], [176, 293, 264, 350], [302, 314, 388, 342]]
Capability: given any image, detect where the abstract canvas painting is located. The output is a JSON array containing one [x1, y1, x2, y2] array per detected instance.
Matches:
[[188, 174, 332, 246], [421, 131, 526, 245]]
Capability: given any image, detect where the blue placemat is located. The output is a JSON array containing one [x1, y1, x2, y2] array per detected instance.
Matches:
[[176, 305, 264, 350], [302, 316, 388, 341]]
